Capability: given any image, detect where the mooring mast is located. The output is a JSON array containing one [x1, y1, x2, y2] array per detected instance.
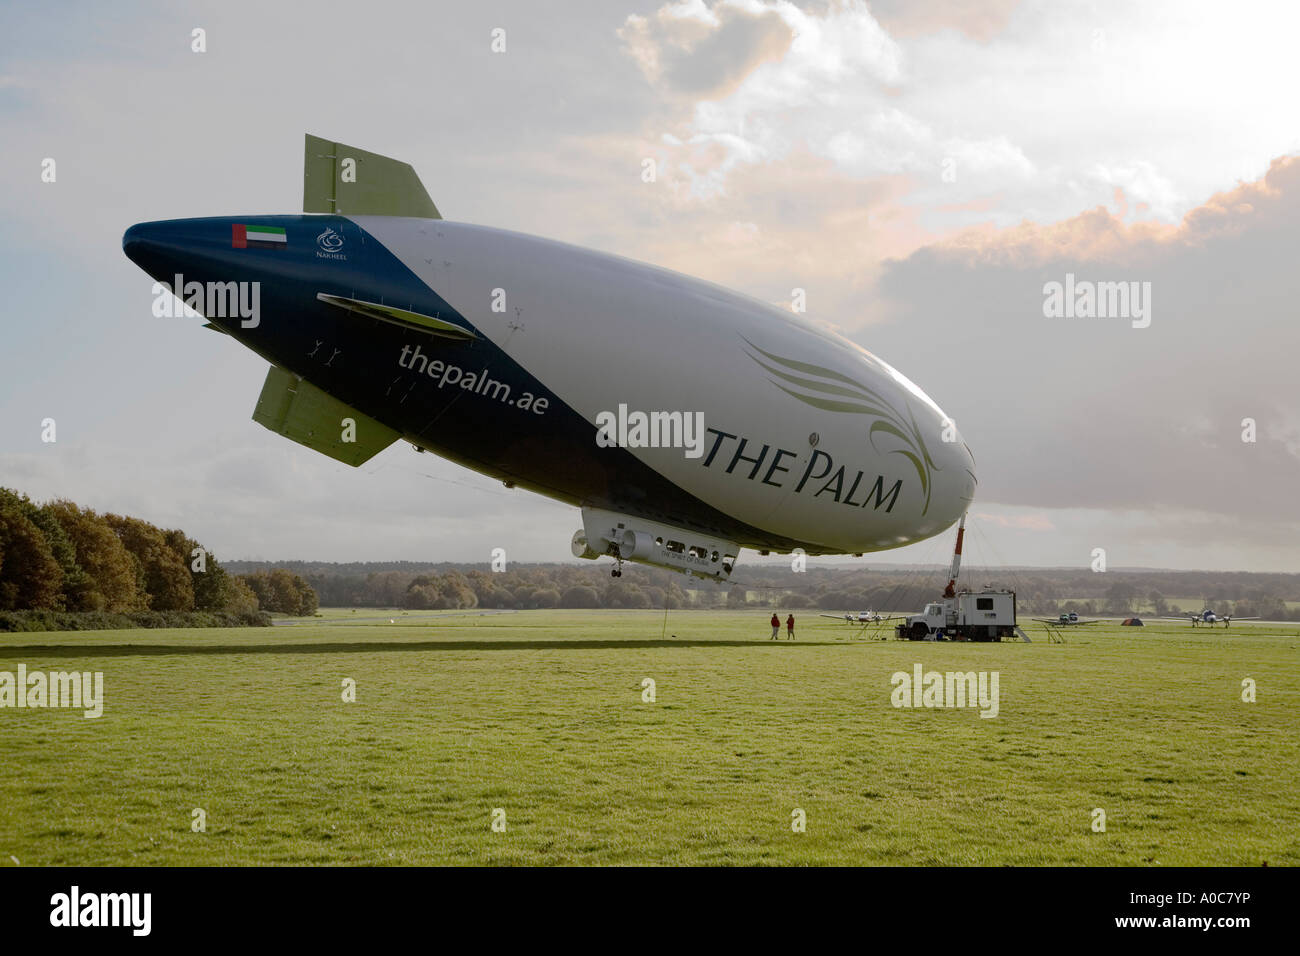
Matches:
[[941, 512, 967, 600]]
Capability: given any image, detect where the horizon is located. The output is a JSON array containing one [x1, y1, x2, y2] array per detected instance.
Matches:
[[217, 553, 1300, 577]]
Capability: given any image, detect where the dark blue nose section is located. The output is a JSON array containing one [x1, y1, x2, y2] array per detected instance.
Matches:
[[121, 215, 374, 339], [122, 220, 163, 272], [122, 218, 218, 283], [122, 221, 144, 256], [123, 215, 348, 283]]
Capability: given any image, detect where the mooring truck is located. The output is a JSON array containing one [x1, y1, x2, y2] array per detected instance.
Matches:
[[896, 588, 1019, 641], [895, 514, 1026, 642]]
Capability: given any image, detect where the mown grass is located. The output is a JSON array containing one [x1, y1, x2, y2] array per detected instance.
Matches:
[[0, 610, 1296, 866]]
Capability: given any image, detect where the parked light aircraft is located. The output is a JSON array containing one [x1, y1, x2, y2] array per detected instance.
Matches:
[[1165, 609, 1259, 628], [818, 611, 899, 624], [1031, 612, 1110, 626], [123, 136, 976, 580]]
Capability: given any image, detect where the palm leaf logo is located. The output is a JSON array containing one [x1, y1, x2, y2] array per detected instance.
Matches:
[[742, 337, 938, 515]]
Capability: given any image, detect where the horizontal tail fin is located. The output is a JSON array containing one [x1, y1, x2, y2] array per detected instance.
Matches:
[[252, 366, 400, 467]]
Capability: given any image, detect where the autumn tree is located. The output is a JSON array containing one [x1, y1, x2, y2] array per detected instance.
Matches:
[[224, 575, 261, 616], [405, 576, 440, 609], [103, 514, 194, 611], [0, 489, 63, 610], [163, 528, 231, 612], [237, 569, 317, 615], [561, 585, 599, 608], [438, 571, 478, 609], [43, 500, 143, 611], [0, 490, 94, 611], [532, 588, 560, 608]]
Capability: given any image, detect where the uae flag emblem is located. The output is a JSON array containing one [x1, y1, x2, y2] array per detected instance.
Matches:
[[232, 224, 287, 249]]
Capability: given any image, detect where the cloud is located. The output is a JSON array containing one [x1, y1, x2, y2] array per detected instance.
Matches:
[[866, 156, 1300, 546], [866, 0, 1023, 42], [621, 0, 1300, 225], [622, 0, 942, 197], [923, 155, 1299, 266], [624, 0, 1027, 199], [972, 511, 1056, 532], [618, 0, 794, 98]]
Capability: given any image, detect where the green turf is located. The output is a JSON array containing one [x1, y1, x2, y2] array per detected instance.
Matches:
[[1, 610, 1296, 866]]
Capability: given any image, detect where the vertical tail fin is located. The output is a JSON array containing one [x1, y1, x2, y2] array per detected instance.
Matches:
[[303, 134, 441, 219]]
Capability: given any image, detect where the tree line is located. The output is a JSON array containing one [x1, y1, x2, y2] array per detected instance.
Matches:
[[6, 483, 1293, 621], [222, 559, 1300, 619], [0, 488, 317, 621]]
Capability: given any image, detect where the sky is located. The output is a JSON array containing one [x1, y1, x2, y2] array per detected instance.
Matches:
[[1, 0, 1297, 572]]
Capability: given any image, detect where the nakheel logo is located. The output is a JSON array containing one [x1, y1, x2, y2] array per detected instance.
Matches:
[[0, 665, 103, 718], [50, 886, 150, 936], [316, 227, 347, 260], [891, 664, 999, 718]]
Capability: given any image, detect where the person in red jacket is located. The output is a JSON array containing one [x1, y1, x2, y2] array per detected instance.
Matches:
[[786, 614, 795, 640], [770, 612, 780, 640]]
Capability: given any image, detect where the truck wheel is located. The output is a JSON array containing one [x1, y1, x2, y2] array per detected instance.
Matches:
[[910, 622, 929, 641]]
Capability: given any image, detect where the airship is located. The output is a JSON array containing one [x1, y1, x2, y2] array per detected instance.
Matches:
[[123, 135, 976, 580]]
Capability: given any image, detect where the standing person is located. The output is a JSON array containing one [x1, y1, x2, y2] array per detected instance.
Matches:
[[786, 613, 795, 640], [770, 612, 780, 640]]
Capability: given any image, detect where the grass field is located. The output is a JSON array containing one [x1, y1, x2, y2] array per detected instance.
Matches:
[[1, 610, 1297, 866]]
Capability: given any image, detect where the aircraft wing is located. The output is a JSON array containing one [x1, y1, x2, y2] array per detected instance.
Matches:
[[817, 613, 905, 623], [1032, 618, 1106, 625]]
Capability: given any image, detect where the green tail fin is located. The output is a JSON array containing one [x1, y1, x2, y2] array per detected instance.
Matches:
[[303, 133, 441, 219], [252, 366, 400, 467]]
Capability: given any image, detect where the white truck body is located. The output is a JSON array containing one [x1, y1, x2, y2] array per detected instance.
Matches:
[[897, 588, 1018, 642]]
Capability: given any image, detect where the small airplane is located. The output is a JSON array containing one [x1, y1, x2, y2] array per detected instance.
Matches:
[[1165, 609, 1259, 628], [819, 610, 899, 624], [1032, 612, 1110, 626]]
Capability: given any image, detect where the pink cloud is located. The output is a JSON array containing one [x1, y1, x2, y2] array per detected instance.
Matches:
[[972, 512, 1057, 532]]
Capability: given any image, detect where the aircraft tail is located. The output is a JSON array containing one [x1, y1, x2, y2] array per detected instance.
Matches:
[[303, 134, 441, 219], [252, 366, 400, 467]]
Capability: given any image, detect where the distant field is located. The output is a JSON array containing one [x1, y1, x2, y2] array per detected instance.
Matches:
[[1, 610, 1296, 866]]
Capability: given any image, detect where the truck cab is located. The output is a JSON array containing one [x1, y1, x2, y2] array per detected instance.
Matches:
[[920, 602, 948, 638]]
